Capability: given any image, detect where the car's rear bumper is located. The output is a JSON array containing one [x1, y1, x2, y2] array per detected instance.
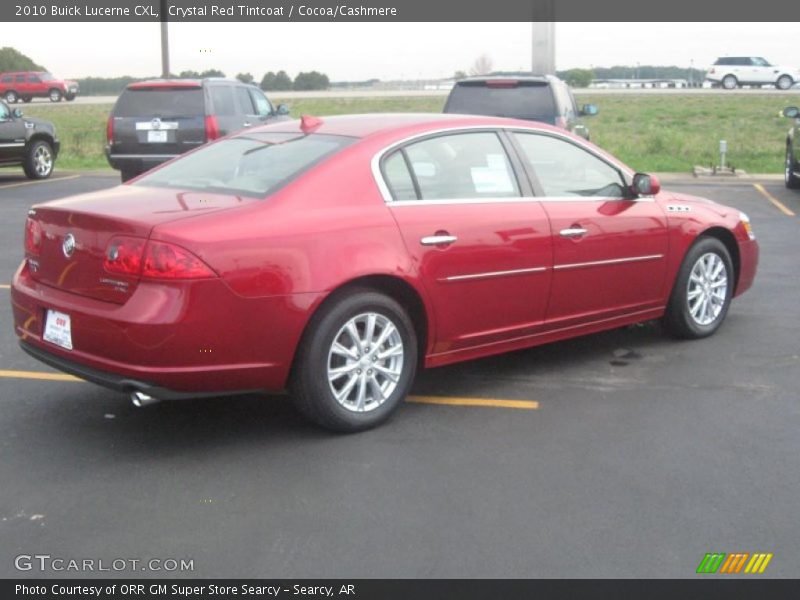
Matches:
[[19, 340, 258, 400], [11, 260, 322, 396], [105, 150, 179, 174]]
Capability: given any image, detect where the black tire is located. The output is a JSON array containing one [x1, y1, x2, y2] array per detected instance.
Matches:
[[785, 144, 800, 189], [120, 170, 139, 183], [777, 75, 793, 90], [65, 93, 75, 101], [22, 140, 54, 180], [22, 96, 32, 103], [292, 288, 418, 432], [721, 75, 738, 90], [49, 88, 62, 102], [4, 90, 18, 103], [663, 237, 734, 339]]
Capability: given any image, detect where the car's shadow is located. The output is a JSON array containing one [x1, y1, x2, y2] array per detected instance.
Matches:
[[9, 321, 680, 460]]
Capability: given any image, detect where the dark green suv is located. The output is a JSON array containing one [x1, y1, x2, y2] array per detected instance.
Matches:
[[783, 106, 800, 189]]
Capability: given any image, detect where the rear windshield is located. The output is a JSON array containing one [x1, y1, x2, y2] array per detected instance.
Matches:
[[114, 88, 205, 118], [444, 82, 556, 122], [133, 132, 353, 198]]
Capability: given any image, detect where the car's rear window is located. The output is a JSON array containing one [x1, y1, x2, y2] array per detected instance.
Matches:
[[444, 82, 556, 122], [114, 88, 205, 118], [133, 132, 353, 198]]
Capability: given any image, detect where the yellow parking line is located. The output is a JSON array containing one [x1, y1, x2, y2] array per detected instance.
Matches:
[[0, 369, 82, 382], [0, 174, 80, 190], [407, 395, 539, 410], [0, 371, 538, 410], [753, 183, 796, 217]]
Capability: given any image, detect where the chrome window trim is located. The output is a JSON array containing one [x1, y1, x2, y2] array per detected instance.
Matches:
[[387, 195, 652, 207], [441, 266, 547, 282], [371, 124, 636, 205], [553, 254, 664, 271]]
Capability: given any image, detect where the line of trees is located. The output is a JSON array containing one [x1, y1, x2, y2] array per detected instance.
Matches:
[[0, 46, 44, 72], [260, 70, 330, 91]]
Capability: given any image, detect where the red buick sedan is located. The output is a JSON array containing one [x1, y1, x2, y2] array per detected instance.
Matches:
[[11, 114, 759, 431]]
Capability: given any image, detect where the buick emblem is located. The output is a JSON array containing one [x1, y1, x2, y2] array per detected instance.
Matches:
[[62, 233, 76, 258], [151, 118, 162, 130]]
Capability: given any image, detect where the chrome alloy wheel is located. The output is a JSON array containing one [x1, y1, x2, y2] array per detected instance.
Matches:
[[686, 252, 728, 326], [33, 144, 52, 177], [327, 312, 404, 413]]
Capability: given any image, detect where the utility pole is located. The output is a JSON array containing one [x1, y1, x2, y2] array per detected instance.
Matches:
[[531, 22, 555, 75], [531, 0, 555, 75], [160, 0, 170, 77]]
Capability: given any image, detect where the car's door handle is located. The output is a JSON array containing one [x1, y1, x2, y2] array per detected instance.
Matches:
[[560, 227, 588, 238], [420, 234, 458, 246]]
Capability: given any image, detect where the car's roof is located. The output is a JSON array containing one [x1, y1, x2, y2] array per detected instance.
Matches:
[[126, 78, 250, 90], [249, 112, 561, 140], [455, 75, 555, 84]]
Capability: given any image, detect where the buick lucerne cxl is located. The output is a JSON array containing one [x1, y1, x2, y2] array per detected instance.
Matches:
[[11, 114, 759, 431]]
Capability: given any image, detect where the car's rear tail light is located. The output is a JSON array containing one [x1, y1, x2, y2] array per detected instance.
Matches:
[[709, 68, 716, 74], [205, 115, 220, 141], [104, 237, 214, 279], [485, 80, 519, 88], [106, 116, 114, 143], [24, 218, 42, 255], [142, 241, 215, 279], [104, 236, 146, 275]]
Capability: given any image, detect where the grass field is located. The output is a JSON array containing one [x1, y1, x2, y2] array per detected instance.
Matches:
[[19, 93, 797, 173]]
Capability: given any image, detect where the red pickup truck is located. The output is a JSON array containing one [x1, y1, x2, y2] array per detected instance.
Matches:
[[0, 71, 79, 103]]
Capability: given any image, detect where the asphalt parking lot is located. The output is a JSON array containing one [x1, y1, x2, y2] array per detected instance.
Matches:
[[0, 170, 798, 578]]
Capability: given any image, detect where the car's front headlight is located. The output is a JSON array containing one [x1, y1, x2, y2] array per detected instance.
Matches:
[[740, 211, 755, 240]]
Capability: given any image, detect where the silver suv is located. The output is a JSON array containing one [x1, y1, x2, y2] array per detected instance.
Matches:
[[706, 57, 799, 90]]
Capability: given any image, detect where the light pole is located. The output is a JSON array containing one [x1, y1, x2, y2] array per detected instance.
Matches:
[[160, 0, 170, 77], [531, 0, 555, 75]]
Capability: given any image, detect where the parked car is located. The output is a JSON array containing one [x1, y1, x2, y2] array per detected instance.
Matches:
[[706, 57, 799, 90], [443, 75, 598, 140], [782, 106, 800, 189], [0, 71, 79, 103], [105, 78, 290, 182], [0, 100, 59, 179], [12, 114, 758, 431]]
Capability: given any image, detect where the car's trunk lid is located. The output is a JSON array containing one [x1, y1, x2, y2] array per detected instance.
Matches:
[[29, 185, 252, 303]]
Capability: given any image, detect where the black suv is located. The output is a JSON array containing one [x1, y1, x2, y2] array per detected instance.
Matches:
[[106, 78, 289, 182], [0, 99, 59, 179], [443, 75, 598, 140]]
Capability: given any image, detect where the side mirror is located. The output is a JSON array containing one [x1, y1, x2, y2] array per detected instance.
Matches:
[[782, 106, 800, 119], [275, 104, 290, 116], [632, 172, 660, 196], [12, 108, 23, 118], [581, 104, 598, 117]]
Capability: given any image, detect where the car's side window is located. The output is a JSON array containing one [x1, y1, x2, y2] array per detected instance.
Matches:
[[234, 86, 255, 115], [513, 132, 627, 198], [399, 132, 520, 200], [249, 89, 273, 117], [15, 74, 25, 83], [28, 75, 41, 83], [1, 76, 12, 83], [209, 85, 237, 116], [382, 151, 418, 201]]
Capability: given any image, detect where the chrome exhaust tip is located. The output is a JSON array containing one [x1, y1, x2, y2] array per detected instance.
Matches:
[[130, 390, 160, 407]]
